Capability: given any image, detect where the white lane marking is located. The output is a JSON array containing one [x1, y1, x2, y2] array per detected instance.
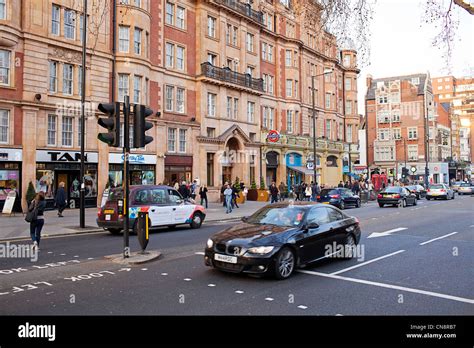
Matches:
[[419, 232, 458, 246], [208, 284, 216, 287], [141, 268, 148, 271], [73, 255, 79, 258], [331, 250, 406, 275], [371, 217, 377, 220], [335, 314, 343, 316], [265, 297, 274, 301], [87, 258, 94, 260], [195, 252, 205, 255], [298, 270, 474, 305], [297, 305, 308, 310], [60, 253, 66, 256], [470, 225, 474, 228], [161, 273, 168, 276], [184, 278, 192, 281], [313, 250, 340, 262], [47, 252, 53, 254], [367, 227, 408, 239], [235, 290, 244, 294]]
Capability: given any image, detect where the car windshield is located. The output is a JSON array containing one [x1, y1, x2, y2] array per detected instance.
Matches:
[[320, 189, 338, 196], [430, 184, 444, 189], [382, 187, 401, 193], [246, 206, 306, 227], [460, 183, 470, 187], [106, 188, 123, 201], [406, 186, 416, 190]]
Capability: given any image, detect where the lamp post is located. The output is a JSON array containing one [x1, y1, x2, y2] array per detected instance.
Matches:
[[311, 68, 333, 184], [424, 99, 432, 188], [79, 0, 87, 228]]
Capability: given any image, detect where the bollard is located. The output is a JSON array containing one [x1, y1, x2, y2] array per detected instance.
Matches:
[[135, 212, 149, 253]]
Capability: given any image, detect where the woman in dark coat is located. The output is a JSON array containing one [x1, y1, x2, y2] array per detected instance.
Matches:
[[199, 185, 208, 208], [29, 192, 46, 250], [55, 182, 67, 217]]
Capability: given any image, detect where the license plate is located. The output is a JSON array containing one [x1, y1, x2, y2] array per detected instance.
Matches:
[[431, 192, 439, 196], [105, 215, 111, 221], [214, 254, 237, 264], [323, 202, 330, 204], [104, 209, 114, 214]]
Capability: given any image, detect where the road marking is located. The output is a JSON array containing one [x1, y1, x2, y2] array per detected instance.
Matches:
[[118, 268, 131, 272], [47, 252, 53, 254], [60, 253, 66, 256], [73, 255, 79, 258], [367, 227, 408, 239], [297, 305, 308, 310], [265, 297, 274, 301], [184, 278, 192, 281], [141, 268, 148, 271], [161, 273, 168, 276], [419, 232, 458, 246], [470, 225, 474, 228], [335, 314, 343, 316], [331, 250, 406, 275], [208, 284, 216, 287], [298, 270, 474, 305], [194, 252, 205, 255], [371, 218, 377, 220], [87, 258, 94, 260], [235, 290, 244, 294]]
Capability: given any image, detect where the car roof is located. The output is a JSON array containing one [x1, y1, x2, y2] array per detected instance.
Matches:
[[266, 202, 320, 209], [111, 185, 176, 191]]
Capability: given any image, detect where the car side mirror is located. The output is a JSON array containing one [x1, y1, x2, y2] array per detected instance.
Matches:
[[241, 216, 249, 222], [304, 222, 319, 231]]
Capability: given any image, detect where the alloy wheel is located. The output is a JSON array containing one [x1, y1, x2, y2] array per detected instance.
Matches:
[[277, 249, 295, 279]]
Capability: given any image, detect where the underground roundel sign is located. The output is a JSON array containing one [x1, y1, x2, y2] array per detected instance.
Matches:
[[267, 130, 280, 143]]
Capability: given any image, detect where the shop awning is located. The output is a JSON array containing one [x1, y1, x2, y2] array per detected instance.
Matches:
[[287, 165, 315, 176]]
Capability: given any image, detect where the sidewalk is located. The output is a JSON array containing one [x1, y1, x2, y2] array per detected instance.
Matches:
[[0, 200, 268, 241]]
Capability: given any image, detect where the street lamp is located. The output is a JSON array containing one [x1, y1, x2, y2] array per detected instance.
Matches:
[[424, 99, 432, 188], [311, 68, 333, 184], [79, 0, 88, 228]]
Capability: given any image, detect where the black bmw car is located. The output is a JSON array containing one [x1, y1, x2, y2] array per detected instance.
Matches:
[[204, 202, 361, 280], [317, 188, 361, 209], [377, 186, 417, 208]]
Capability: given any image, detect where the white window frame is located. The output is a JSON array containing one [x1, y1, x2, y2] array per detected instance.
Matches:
[[176, 6, 185, 29], [0, 0, 6, 20], [179, 129, 186, 153], [47, 114, 57, 146], [165, 1, 174, 26], [287, 110, 293, 133], [165, 85, 174, 112], [408, 127, 418, 140], [176, 45, 185, 71], [226, 96, 232, 118], [0, 49, 11, 86], [61, 116, 73, 147], [347, 124, 353, 143], [167, 128, 176, 152], [0, 109, 9, 144], [134, 27, 142, 55], [246, 33, 254, 52], [52, 5, 60, 36], [285, 50, 291, 67], [408, 145, 418, 161], [207, 16, 216, 38], [119, 26, 130, 53], [165, 42, 174, 68], [207, 93, 216, 117], [63, 63, 73, 95], [233, 98, 238, 120], [176, 87, 185, 113], [247, 101, 255, 123], [118, 74, 129, 101], [286, 79, 292, 97], [64, 9, 76, 40], [133, 75, 141, 104]]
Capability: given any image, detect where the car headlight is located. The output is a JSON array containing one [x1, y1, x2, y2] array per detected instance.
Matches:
[[246, 246, 274, 255], [206, 239, 214, 249]]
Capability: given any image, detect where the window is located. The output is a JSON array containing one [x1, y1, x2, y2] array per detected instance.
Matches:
[[118, 74, 129, 101], [179, 129, 186, 153], [78, 65, 83, 97], [0, 109, 9, 144], [392, 110, 400, 122], [226, 96, 232, 118], [392, 128, 401, 140], [62, 116, 73, 147], [52, 5, 60, 35], [287, 110, 293, 133], [165, 1, 174, 25], [0, 0, 5, 20], [285, 50, 291, 67], [176, 87, 185, 113], [226, 24, 238, 46], [345, 77, 351, 90], [246, 33, 254, 52], [262, 42, 267, 60], [207, 153, 214, 186], [165, 43, 184, 70], [168, 128, 176, 152], [207, 53, 217, 65], [265, 12, 273, 31], [207, 128, 215, 137], [347, 125, 353, 143], [246, 65, 254, 77], [47, 115, 57, 146], [165, 85, 174, 111], [378, 129, 390, 140], [286, 79, 292, 97], [134, 28, 142, 55], [262, 106, 268, 128], [63, 64, 73, 95], [133, 75, 141, 103], [207, 93, 216, 117], [325, 93, 331, 108], [411, 77, 419, 85], [408, 127, 418, 139], [165, 43, 174, 68], [119, 26, 130, 52], [207, 16, 216, 38], [408, 145, 418, 160], [247, 101, 255, 123], [378, 96, 388, 104], [325, 120, 331, 138], [233, 98, 239, 120], [263, 74, 274, 94], [268, 107, 274, 130], [0, 50, 10, 85], [307, 207, 330, 226], [176, 46, 184, 70], [176, 6, 185, 29], [345, 100, 352, 115], [64, 9, 76, 39], [49, 61, 58, 93], [268, 44, 273, 62]]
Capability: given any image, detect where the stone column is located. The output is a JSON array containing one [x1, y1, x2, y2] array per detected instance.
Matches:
[[97, 140, 109, 207], [21, 107, 39, 212]]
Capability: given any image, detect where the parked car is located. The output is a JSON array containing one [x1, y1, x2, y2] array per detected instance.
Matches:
[[317, 188, 361, 209], [97, 185, 206, 234], [426, 183, 455, 200], [377, 186, 417, 208], [451, 181, 464, 192], [405, 184, 427, 200], [457, 182, 473, 195], [204, 202, 361, 280]]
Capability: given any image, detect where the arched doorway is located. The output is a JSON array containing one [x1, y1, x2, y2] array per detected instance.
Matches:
[[221, 137, 241, 185], [265, 151, 279, 186]]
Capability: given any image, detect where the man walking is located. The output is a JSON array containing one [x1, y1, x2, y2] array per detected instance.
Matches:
[[270, 182, 279, 203], [224, 184, 233, 214], [278, 182, 286, 201], [55, 182, 67, 217]]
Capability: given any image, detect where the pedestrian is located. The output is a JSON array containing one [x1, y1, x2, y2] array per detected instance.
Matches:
[[344, 181, 350, 189], [270, 182, 279, 203], [178, 181, 190, 199], [55, 182, 67, 217], [352, 180, 360, 195], [221, 182, 228, 207], [232, 184, 240, 209], [338, 181, 344, 188], [305, 184, 312, 201], [174, 181, 179, 190], [278, 182, 286, 201], [199, 185, 208, 208], [190, 180, 198, 200], [223, 184, 233, 214], [28, 191, 46, 251]]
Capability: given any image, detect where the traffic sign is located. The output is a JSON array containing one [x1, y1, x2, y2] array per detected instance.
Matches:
[[266, 130, 280, 143]]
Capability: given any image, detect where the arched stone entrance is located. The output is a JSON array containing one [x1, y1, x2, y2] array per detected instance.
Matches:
[[221, 136, 242, 185]]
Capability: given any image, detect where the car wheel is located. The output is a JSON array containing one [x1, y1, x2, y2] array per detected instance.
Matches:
[[339, 201, 345, 210], [108, 228, 122, 235], [190, 212, 203, 229], [413, 198, 417, 206], [341, 234, 357, 260], [356, 199, 361, 208], [452, 193, 455, 199], [274, 247, 295, 280], [426, 197, 431, 200], [378, 203, 384, 208], [168, 225, 177, 230]]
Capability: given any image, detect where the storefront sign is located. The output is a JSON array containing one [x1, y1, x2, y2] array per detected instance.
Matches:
[[37, 151, 98, 163], [343, 165, 350, 173], [109, 153, 157, 165], [266, 130, 280, 143], [0, 149, 22, 161], [306, 162, 314, 170], [2, 191, 16, 215]]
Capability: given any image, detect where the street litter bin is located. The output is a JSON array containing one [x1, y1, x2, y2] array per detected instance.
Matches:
[[360, 190, 369, 204]]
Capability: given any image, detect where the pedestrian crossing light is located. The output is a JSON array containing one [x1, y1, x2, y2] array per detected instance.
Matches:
[[133, 104, 154, 148], [97, 102, 121, 147]]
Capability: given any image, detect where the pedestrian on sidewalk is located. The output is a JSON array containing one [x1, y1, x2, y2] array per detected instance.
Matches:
[[270, 182, 279, 203], [179, 181, 190, 200], [338, 181, 344, 188], [28, 192, 46, 251], [231, 184, 240, 209], [199, 185, 208, 208], [278, 182, 286, 201], [221, 182, 228, 207], [224, 184, 233, 214], [305, 184, 312, 201], [55, 182, 67, 217]]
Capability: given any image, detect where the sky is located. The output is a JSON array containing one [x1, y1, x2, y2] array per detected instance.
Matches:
[[356, 0, 474, 114]]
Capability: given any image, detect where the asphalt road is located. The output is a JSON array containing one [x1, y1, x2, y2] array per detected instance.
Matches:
[[0, 195, 473, 315]]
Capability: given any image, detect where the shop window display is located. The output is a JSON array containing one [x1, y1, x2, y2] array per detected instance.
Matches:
[[36, 170, 55, 199], [0, 169, 20, 201]]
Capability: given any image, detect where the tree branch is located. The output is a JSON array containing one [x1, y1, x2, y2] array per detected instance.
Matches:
[[453, 0, 474, 15]]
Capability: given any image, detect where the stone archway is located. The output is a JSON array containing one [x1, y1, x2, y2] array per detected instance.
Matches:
[[221, 136, 244, 185]]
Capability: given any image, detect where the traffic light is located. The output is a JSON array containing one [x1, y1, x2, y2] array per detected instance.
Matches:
[[133, 104, 154, 148], [402, 167, 409, 178], [97, 102, 121, 147]]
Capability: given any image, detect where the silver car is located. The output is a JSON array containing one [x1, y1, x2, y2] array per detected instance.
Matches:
[[426, 183, 455, 200], [458, 183, 473, 195]]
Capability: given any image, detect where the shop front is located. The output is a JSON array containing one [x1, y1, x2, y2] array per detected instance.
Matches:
[[286, 152, 311, 188], [164, 155, 193, 186], [397, 162, 449, 184], [108, 153, 156, 187], [36, 150, 98, 209], [265, 151, 279, 186], [0, 148, 22, 212]]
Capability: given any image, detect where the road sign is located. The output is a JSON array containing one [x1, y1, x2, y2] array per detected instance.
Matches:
[[411, 166, 417, 173], [306, 162, 314, 170], [266, 130, 280, 143]]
